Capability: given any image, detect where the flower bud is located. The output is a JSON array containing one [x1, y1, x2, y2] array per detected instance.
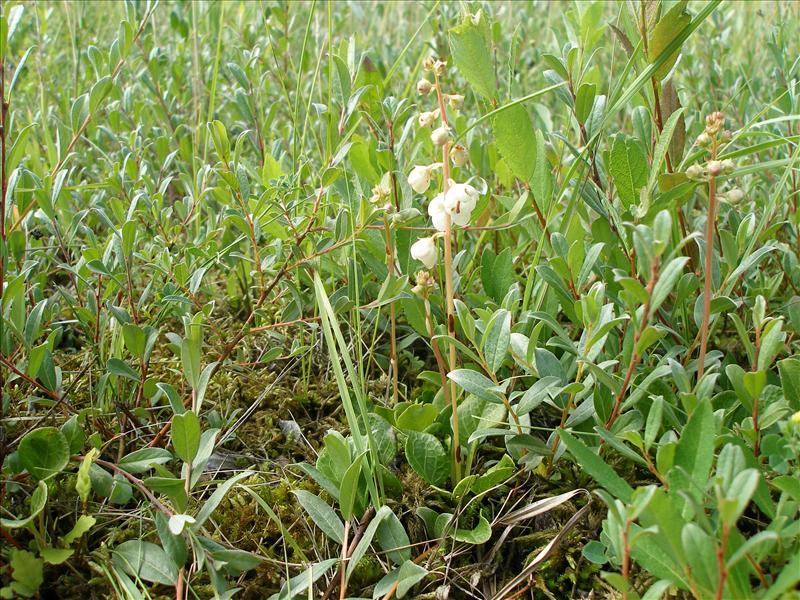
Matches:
[[721, 159, 735, 174], [410, 236, 438, 269], [696, 132, 712, 148], [407, 165, 432, 194], [707, 160, 723, 177], [724, 188, 745, 204], [450, 144, 468, 167], [686, 164, 705, 181], [422, 56, 435, 72], [412, 270, 436, 298], [433, 60, 447, 76], [417, 78, 432, 95], [418, 110, 437, 128], [431, 125, 451, 146], [369, 173, 392, 204], [447, 94, 464, 110]]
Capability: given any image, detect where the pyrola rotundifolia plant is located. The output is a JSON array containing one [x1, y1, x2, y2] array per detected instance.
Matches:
[[407, 55, 480, 481]]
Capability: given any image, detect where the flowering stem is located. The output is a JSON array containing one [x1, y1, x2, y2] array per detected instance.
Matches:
[[697, 141, 718, 380], [383, 213, 399, 404], [433, 72, 460, 482]]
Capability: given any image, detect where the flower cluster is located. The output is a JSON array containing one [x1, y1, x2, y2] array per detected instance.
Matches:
[[686, 112, 744, 204], [407, 57, 478, 270]]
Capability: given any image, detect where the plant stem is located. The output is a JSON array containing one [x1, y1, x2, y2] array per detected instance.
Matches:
[[697, 141, 718, 379], [622, 517, 632, 600], [715, 523, 730, 600], [383, 213, 399, 405], [606, 260, 659, 429], [0, 16, 7, 421], [433, 72, 460, 481]]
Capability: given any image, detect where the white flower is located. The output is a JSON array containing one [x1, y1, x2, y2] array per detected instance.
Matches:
[[431, 126, 451, 146], [725, 188, 745, 204], [418, 110, 437, 128], [408, 165, 432, 194], [168, 514, 196, 535], [447, 94, 464, 110], [444, 182, 479, 216], [450, 205, 472, 227], [411, 236, 438, 269], [428, 193, 447, 232], [450, 144, 468, 167], [417, 78, 432, 95]]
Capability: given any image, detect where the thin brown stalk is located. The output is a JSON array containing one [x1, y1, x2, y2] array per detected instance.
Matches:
[[605, 260, 660, 429], [433, 71, 460, 480], [697, 142, 718, 379]]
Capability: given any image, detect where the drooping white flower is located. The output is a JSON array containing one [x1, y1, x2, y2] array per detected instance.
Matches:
[[450, 144, 468, 167], [410, 236, 438, 269], [408, 165, 432, 194], [418, 110, 437, 128], [444, 182, 479, 216], [417, 78, 432, 95], [168, 514, 196, 535], [447, 94, 465, 110], [431, 126, 451, 146], [428, 193, 447, 232]]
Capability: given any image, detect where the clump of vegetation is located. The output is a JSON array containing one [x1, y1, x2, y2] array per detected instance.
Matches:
[[1, 1, 799, 599]]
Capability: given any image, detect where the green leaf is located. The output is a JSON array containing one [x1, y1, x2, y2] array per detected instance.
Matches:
[[448, 12, 494, 100], [8, 550, 43, 596], [118, 447, 173, 474], [405, 431, 449, 486], [192, 471, 253, 530], [293, 490, 344, 545], [106, 357, 140, 381], [558, 429, 633, 502], [113, 540, 179, 586], [531, 130, 553, 211], [452, 512, 492, 544], [62, 515, 96, 545], [395, 404, 438, 432], [76, 449, 97, 503], [18, 427, 70, 481], [448, 369, 501, 403], [396, 560, 428, 598], [268, 558, 338, 600], [339, 451, 366, 521], [493, 103, 536, 181], [122, 323, 146, 358], [670, 400, 715, 495], [778, 358, 800, 410], [680, 523, 718, 593], [346, 506, 391, 578], [41, 548, 74, 565], [171, 410, 201, 463], [0, 481, 47, 529], [575, 83, 597, 124], [650, 257, 689, 313], [648, 1, 692, 81], [608, 134, 648, 209], [377, 509, 411, 565], [482, 309, 511, 374]]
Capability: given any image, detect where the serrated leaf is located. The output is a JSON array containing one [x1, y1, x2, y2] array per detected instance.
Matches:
[[493, 103, 536, 181], [609, 134, 648, 209], [448, 13, 495, 100], [405, 431, 449, 486]]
